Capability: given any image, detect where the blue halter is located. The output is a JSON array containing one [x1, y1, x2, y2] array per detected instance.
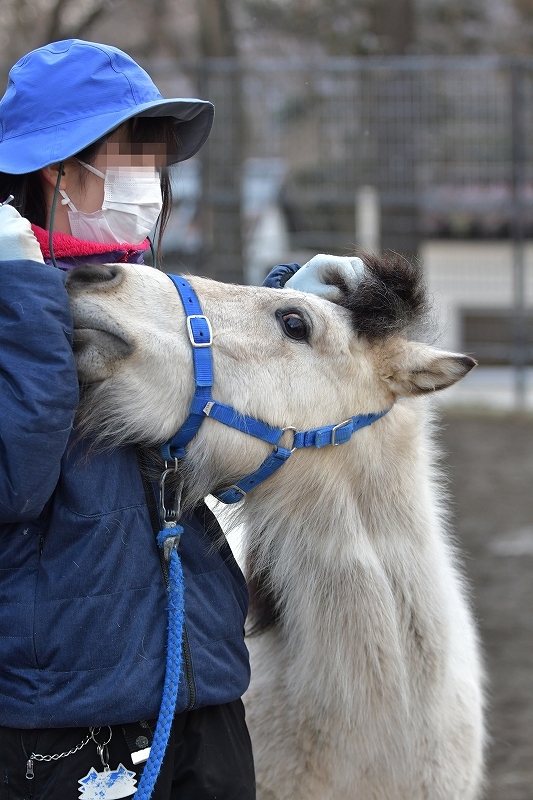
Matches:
[[160, 275, 390, 503]]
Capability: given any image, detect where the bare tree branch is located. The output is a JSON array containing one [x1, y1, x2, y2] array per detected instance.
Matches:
[[66, 0, 125, 40], [43, 0, 72, 43], [133, 0, 185, 59], [198, 0, 237, 57]]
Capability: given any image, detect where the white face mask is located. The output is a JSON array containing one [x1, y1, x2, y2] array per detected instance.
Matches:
[[60, 161, 163, 245]]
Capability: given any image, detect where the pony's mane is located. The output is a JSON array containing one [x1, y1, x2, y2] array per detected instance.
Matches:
[[247, 252, 429, 634], [331, 252, 429, 340], [246, 562, 281, 636]]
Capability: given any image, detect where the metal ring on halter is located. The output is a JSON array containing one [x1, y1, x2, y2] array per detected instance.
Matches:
[[278, 427, 297, 453]]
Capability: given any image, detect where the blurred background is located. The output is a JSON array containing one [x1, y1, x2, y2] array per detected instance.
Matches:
[[1, 1, 532, 797]]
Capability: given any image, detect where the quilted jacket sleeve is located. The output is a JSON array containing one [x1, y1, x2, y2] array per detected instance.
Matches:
[[0, 260, 79, 522], [262, 262, 301, 288]]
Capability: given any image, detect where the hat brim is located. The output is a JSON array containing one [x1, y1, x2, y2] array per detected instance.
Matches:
[[0, 98, 214, 174]]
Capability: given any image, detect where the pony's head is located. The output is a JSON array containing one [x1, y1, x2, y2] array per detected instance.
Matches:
[[66, 256, 474, 504]]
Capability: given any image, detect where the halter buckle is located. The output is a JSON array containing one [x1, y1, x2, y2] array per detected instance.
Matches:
[[331, 419, 353, 446], [187, 315, 213, 348], [219, 484, 246, 501]]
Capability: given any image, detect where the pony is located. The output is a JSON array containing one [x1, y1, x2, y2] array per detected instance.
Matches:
[[66, 254, 484, 800]]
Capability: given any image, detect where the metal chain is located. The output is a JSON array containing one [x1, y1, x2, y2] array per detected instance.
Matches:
[[30, 729, 93, 762]]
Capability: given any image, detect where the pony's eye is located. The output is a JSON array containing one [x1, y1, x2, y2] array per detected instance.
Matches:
[[278, 311, 308, 341]]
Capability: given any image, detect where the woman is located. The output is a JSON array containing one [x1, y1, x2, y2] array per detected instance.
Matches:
[[0, 39, 253, 800], [0, 38, 353, 800]]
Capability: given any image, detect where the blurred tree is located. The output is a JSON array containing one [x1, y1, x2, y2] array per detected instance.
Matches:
[[371, 0, 416, 54], [198, 0, 238, 55], [514, 0, 533, 16], [0, 0, 127, 77], [243, 0, 375, 55], [243, 0, 417, 56], [0, 0, 245, 283], [196, 0, 245, 282], [417, 0, 511, 54], [511, 0, 533, 52], [3, 0, 533, 270], [244, 0, 420, 256], [43, 0, 122, 43], [242, 0, 533, 56]]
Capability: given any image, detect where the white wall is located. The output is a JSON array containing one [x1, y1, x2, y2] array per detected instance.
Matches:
[[421, 240, 533, 352]]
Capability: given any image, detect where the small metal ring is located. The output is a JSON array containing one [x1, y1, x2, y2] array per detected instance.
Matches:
[[280, 426, 297, 453], [90, 726, 112, 747]]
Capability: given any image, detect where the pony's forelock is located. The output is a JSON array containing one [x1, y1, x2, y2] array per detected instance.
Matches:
[[329, 252, 430, 341]]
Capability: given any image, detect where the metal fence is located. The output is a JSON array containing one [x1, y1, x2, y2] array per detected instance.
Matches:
[[148, 56, 533, 408]]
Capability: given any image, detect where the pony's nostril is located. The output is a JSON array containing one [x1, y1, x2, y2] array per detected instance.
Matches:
[[66, 264, 124, 290]]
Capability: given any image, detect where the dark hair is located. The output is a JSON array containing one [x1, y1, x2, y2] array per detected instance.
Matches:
[[332, 251, 429, 340], [0, 116, 180, 264]]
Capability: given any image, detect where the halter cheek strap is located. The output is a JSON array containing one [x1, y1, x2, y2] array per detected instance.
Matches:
[[160, 276, 214, 461], [161, 275, 390, 504]]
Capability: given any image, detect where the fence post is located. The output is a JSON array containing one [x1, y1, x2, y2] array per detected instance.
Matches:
[[510, 60, 528, 411], [368, 65, 421, 261], [356, 186, 381, 254]]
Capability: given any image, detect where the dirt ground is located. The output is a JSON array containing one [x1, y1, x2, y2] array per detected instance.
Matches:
[[438, 412, 533, 800]]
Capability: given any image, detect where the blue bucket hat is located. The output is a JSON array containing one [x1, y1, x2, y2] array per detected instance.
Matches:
[[0, 39, 214, 174]]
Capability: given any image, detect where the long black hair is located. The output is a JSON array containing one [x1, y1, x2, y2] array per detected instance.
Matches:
[[0, 116, 180, 264]]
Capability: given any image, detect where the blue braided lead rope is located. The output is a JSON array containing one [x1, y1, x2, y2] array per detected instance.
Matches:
[[134, 527, 185, 799]]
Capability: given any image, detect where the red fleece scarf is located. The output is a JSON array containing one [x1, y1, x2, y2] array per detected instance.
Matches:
[[31, 224, 149, 259]]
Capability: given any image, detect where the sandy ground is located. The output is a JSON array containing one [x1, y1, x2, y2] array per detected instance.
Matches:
[[439, 412, 533, 800]]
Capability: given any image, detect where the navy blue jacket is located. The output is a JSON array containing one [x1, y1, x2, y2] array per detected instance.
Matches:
[[0, 259, 249, 728], [261, 262, 299, 289]]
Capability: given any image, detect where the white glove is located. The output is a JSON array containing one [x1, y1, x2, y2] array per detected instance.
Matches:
[[0, 204, 44, 263], [285, 254, 365, 300]]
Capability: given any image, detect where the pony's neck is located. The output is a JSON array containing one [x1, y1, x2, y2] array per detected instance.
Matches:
[[243, 402, 436, 573], [241, 403, 447, 715]]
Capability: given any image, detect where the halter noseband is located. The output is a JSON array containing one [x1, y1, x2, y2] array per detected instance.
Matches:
[[160, 275, 390, 504]]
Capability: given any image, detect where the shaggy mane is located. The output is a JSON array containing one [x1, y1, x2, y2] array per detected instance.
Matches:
[[246, 563, 281, 636], [330, 252, 429, 340]]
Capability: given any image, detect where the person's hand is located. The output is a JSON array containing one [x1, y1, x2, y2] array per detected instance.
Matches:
[[0, 204, 44, 263], [284, 254, 365, 300]]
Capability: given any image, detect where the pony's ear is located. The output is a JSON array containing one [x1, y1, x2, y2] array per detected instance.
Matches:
[[382, 341, 476, 396]]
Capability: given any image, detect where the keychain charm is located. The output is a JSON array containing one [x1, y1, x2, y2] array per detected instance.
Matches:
[[78, 727, 137, 799], [78, 763, 137, 800]]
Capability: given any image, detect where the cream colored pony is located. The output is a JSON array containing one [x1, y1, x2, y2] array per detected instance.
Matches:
[[66, 256, 484, 800]]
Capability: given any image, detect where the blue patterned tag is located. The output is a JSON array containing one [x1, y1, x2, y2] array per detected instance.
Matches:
[[78, 763, 137, 799]]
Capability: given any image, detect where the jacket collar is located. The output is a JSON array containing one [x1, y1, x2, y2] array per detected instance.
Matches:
[[31, 224, 149, 260]]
